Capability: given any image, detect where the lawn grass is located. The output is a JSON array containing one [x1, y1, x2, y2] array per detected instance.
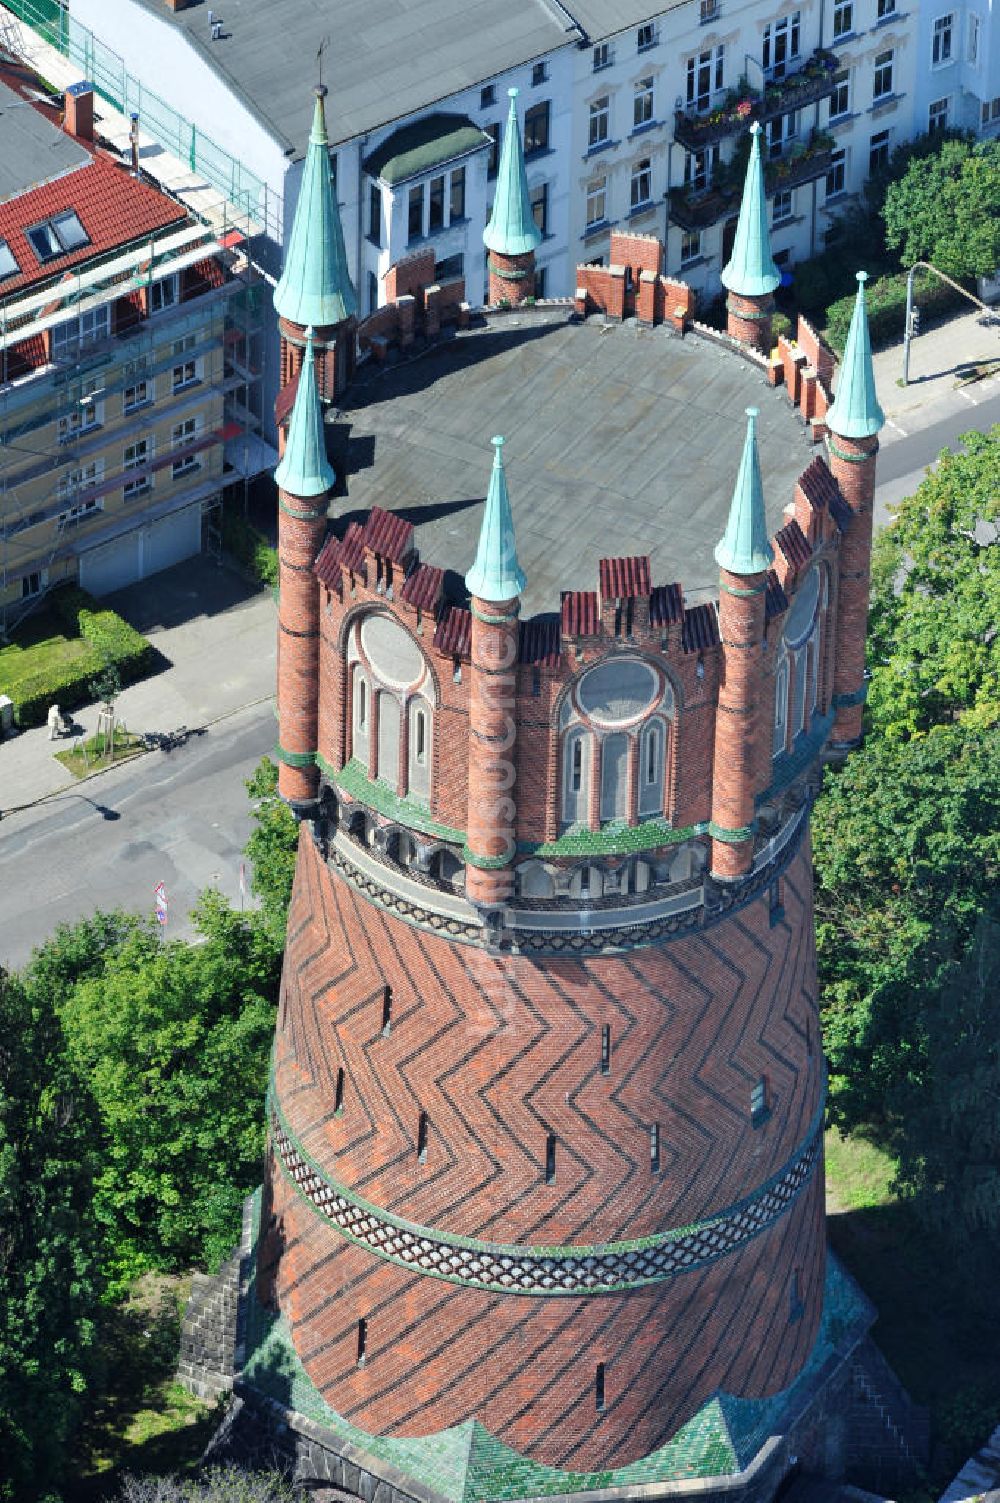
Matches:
[[825, 1129, 1000, 1484], [68, 1273, 220, 1501], [0, 607, 92, 681]]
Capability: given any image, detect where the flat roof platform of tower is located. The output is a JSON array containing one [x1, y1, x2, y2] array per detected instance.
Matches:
[[329, 310, 815, 615]]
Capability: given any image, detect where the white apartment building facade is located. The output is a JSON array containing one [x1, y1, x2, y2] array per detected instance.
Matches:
[[43, 0, 995, 432]]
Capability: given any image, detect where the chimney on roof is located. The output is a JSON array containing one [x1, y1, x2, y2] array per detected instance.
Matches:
[[64, 82, 93, 142], [163, 0, 193, 11], [129, 111, 140, 176]]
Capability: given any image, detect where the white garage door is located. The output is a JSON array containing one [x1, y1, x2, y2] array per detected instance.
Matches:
[[79, 505, 202, 597], [79, 532, 140, 597]]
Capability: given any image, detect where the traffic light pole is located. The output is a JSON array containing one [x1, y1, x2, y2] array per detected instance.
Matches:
[[902, 260, 991, 385]]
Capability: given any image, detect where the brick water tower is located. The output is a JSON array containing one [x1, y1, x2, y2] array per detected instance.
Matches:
[[234, 92, 917, 1503]]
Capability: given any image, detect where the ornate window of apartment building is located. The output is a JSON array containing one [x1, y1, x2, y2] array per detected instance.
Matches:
[[637, 22, 657, 50], [873, 50, 894, 100], [932, 13, 953, 65], [967, 13, 980, 64], [869, 128, 891, 170], [767, 110, 797, 158], [630, 158, 653, 210], [149, 274, 178, 313], [58, 381, 102, 442], [829, 69, 850, 119], [524, 100, 550, 155], [684, 144, 719, 189], [826, 146, 847, 197], [593, 41, 612, 71], [484, 122, 500, 178], [634, 76, 654, 129], [589, 96, 611, 148], [428, 175, 445, 233], [687, 45, 724, 110], [50, 304, 109, 359], [123, 379, 151, 413], [530, 181, 549, 235], [772, 188, 794, 223], [680, 228, 702, 264], [877, 0, 896, 18], [832, 0, 854, 38], [763, 13, 800, 79], [585, 175, 608, 228], [928, 96, 950, 130], [450, 166, 466, 221], [368, 181, 382, 245]]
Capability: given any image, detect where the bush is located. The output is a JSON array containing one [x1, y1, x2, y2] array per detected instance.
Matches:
[[771, 311, 793, 343], [221, 507, 278, 590], [824, 270, 970, 354], [5, 586, 156, 727], [791, 259, 832, 313]]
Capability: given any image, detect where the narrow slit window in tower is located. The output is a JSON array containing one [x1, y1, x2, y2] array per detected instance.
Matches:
[[545, 1133, 557, 1184], [600, 1024, 611, 1075], [381, 984, 392, 1035], [357, 1317, 368, 1365], [751, 1077, 770, 1128], [595, 1362, 606, 1412], [335, 1066, 345, 1113], [417, 1110, 428, 1163], [650, 1122, 661, 1172]]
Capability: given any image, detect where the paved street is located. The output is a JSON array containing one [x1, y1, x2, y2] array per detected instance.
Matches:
[[0, 699, 275, 971]]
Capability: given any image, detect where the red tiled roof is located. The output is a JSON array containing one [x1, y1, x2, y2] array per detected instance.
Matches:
[[681, 602, 720, 654], [4, 331, 46, 378], [314, 521, 365, 586], [519, 614, 560, 668], [433, 605, 472, 659], [399, 562, 443, 611], [363, 505, 413, 564], [0, 152, 187, 298], [765, 570, 789, 620], [599, 554, 651, 601], [561, 590, 599, 637], [650, 581, 684, 627], [797, 456, 840, 516], [774, 518, 812, 572]]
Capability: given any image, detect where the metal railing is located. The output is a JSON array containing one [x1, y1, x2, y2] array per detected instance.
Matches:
[[3, 0, 281, 242]]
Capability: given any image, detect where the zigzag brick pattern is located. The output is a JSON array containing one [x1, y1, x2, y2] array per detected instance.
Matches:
[[259, 830, 825, 1469]]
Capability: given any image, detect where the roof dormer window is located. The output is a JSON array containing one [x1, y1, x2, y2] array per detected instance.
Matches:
[[26, 209, 89, 263], [0, 239, 19, 281]]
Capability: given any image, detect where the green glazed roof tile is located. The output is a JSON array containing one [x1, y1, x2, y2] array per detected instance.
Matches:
[[465, 436, 527, 602], [274, 87, 358, 329], [721, 123, 780, 299], [715, 407, 774, 576], [483, 90, 543, 258], [363, 113, 489, 186], [826, 272, 885, 439], [274, 329, 336, 498]]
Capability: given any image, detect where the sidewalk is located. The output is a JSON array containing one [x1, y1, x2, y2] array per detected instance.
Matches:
[[0, 557, 276, 813], [870, 306, 1000, 422]]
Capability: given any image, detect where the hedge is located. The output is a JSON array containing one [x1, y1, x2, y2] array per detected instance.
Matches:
[[221, 507, 278, 590], [824, 269, 971, 355], [4, 586, 156, 727]]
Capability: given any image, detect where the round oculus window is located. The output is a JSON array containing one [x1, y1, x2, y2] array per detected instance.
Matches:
[[360, 613, 425, 688], [577, 659, 659, 725]]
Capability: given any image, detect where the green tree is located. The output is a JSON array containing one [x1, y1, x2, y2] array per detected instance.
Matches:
[[0, 967, 104, 1499], [867, 427, 999, 739], [882, 135, 1000, 278], [892, 902, 1000, 1282], [244, 757, 299, 946], [56, 893, 279, 1287]]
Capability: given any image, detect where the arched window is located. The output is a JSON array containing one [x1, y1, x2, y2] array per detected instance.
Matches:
[[600, 733, 629, 822], [792, 644, 809, 735], [377, 693, 401, 789], [563, 729, 590, 826], [353, 672, 370, 764], [773, 653, 789, 757], [639, 719, 665, 816], [408, 698, 431, 802]]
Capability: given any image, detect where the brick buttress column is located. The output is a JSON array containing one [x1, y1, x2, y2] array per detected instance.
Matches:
[[465, 594, 520, 907], [488, 249, 536, 308], [828, 431, 878, 747], [711, 565, 768, 878], [276, 487, 326, 808]]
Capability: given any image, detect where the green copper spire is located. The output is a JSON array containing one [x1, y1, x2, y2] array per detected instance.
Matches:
[[274, 86, 358, 328], [274, 330, 336, 498], [465, 436, 527, 601], [826, 272, 885, 439], [721, 123, 780, 299], [715, 408, 774, 576], [483, 90, 543, 258]]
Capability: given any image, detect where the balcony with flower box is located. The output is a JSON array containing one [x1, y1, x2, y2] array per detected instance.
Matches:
[[672, 50, 840, 151], [667, 129, 835, 229]]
